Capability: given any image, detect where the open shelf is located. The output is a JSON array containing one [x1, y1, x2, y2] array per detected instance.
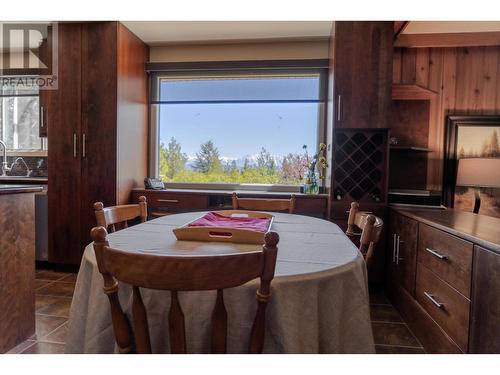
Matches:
[[392, 84, 437, 100]]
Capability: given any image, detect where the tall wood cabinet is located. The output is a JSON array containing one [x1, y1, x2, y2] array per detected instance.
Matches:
[[327, 21, 394, 283], [48, 22, 149, 265]]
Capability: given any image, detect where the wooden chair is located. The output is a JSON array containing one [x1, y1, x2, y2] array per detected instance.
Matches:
[[232, 192, 296, 214], [90, 227, 280, 354], [345, 202, 384, 266], [93, 196, 147, 233]]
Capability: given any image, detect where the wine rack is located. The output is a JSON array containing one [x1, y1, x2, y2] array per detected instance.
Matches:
[[331, 128, 389, 203]]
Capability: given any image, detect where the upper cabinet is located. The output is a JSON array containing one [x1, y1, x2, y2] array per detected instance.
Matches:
[[332, 21, 394, 129], [37, 25, 54, 138]]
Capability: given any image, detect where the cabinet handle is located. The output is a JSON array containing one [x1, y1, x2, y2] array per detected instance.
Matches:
[[82, 133, 86, 158], [392, 233, 397, 263], [398, 240, 405, 262], [40, 106, 45, 128], [424, 292, 444, 309], [73, 133, 77, 158], [157, 199, 179, 203], [337, 95, 341, 121], [396, 236, 401, 265], [425, 247, 448, 260]]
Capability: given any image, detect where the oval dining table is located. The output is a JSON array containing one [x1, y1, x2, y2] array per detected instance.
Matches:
[[65, 211, 375, 353]]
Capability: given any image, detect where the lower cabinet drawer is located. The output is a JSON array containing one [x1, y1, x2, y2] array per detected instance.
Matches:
[[418, 223, 473, 298], [147, 193, 208, 210], [415, 265, 470, 352]]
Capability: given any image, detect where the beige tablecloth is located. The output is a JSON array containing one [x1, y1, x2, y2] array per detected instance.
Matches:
[[65, 212, 375, 353]]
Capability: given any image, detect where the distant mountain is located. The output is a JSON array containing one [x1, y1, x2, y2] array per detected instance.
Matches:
[[185, 153, 285, 170]]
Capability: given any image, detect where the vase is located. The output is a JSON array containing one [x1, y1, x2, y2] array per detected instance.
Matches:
[[304, 171, 319, 195]]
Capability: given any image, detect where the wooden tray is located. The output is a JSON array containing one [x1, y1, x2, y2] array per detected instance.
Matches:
[[173, 210, 274, 244]]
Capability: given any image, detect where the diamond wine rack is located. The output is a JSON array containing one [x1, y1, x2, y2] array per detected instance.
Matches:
[[332, 128, 389, 203]]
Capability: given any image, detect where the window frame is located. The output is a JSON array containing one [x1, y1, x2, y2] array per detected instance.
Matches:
[[148, 60, 329, 192], [0, 77, 45, 153]]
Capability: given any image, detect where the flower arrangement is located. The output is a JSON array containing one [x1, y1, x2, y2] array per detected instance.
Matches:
[[303, 143, 328, 194]]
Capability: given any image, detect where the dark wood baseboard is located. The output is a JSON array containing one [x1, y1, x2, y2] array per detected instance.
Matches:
[[35, 261, 80, 274], [389, 286, 462, 354]]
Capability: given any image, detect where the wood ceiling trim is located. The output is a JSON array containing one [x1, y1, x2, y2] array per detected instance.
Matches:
[[395, 32, 500, 48], [394, 21, 409, 39]]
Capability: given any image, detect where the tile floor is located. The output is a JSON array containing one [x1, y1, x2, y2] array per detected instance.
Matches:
[[7, 269, 424, 354], [369, 288, 425, 354], [7, 269, 76, 354]]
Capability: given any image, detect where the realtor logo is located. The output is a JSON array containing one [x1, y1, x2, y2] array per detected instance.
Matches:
[[0, 22, 58, 89]]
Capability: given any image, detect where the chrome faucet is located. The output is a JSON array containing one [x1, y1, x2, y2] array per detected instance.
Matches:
[[0, 140, 8, 177], [11, 157, 33, 177], [0, 141, 33, 177]]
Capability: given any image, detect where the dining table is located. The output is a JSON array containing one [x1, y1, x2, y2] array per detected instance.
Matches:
[[65, 211, 375, 353]]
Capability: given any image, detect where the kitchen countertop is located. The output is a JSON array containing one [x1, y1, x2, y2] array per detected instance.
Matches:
[[392, 206, 500, 255], [0, 176, 48, 183], [0, 184, 44, 195]]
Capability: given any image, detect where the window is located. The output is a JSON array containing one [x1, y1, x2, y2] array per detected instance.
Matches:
[[0, 79, 42, 151], [150, 65, 327, 189]]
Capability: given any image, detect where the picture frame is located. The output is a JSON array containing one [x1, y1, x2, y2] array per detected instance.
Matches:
[[443, 115, 500, 217]]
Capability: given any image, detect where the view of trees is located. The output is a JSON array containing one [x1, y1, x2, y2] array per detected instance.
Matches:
[[458, 130, 500, 158], [159, 137, 312, 184]]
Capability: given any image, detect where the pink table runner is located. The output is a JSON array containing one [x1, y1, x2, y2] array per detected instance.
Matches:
[[187, 212, 271, 233]]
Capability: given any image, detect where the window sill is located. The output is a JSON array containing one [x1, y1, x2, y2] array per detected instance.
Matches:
[[6, 150, 47, 157], [146, 182, 329, 198], [163, 182, 302, 193], [134, 186, 329, 199]]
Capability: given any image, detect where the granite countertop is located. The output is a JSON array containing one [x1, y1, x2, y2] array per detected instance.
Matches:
[[0, 176, 48, 183], [0, 184, 44, 195], [392, 206, 500, 255]]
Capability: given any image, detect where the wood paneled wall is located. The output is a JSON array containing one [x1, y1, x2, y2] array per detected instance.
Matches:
[[393, 46, 500, 190], [117, 23, 149, 205]]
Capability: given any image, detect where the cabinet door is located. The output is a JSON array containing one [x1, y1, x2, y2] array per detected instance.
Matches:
[[387, 211, 418, 296], [386, 211, 400, 295], [79, 22, 118, 249], [48, 23, 83, 265], [469, 245, 500, 353], [397, 215, 418, 295], [81, 22, 118, 250], [38, 26, 53, 138], [334, 22, 393, 129]]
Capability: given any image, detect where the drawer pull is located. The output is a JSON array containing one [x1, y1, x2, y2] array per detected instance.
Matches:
[[424, 292, 444, 309], [426, 248, 448, 260], [157, 199, 179, 203]]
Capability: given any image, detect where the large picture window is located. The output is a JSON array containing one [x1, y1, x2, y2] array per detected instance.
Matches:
[[0, 79, 42, 151], [150, 64, 327, 189]]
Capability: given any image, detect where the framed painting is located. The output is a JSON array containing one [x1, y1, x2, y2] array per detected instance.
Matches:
[[443, 115, 500, 218]]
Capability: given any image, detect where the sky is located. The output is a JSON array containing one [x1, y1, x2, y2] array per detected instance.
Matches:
[[159, 102, 319, 160], [157, 75, 321, 161]]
